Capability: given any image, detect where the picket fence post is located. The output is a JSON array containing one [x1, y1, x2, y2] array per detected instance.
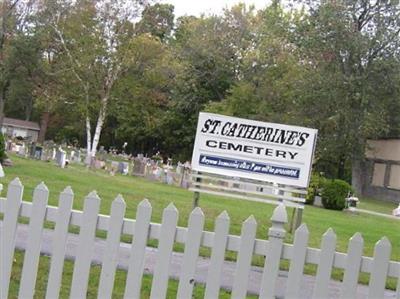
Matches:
[[177, 207, 205, 299], [312, 228, 337, 299], [70, 191, 101, 298], [259, 204, 288, 299], [231, 215, 257, 299], [368, 237, 391, 299], [18, 182, 49, 299], [98, 195, 126, 299], [124, 198, 152, 299], [340, 232, 364, 299], [150, 203, 179, 299], [45, 186, 74, 299], [204, 210, 230, 298], [285, 223, 309, 299], [0, 178, 23, 299]]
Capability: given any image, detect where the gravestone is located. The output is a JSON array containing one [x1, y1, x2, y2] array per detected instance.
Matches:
[[73, 150, 81, 163], [6, 140, 13, 151], [57, 149, 66, 168], [118, 162, 129, 175], [393, 204, 400, 217], [52, 148, 56, 160], [313, 196, 323, 207], [166, 170, 174, 185], [132, 156, 147, 176], [94, 159, 105, 169], [18, 143, 26, 156], [29, 143, 35, 158], [70, 150, 75, 161], [34, 146, 43, 160], [132, 157, 143, 175], [41, 147, 49, 161], [109, 161, 119, 175], [85, 154, 92, 165], [176, 162, 183, 175]]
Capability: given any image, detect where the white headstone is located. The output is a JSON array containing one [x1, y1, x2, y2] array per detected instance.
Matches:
[[18, 143, 26, 156], [60, 151, 66, 168], [0, 163, 5, 178], [393, 204, 400, 217]]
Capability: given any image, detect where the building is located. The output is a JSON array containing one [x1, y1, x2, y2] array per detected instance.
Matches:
[[1, 117, 40, 142], [363, 138, 400, 203]]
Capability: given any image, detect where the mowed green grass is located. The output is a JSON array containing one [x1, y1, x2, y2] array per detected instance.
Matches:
[[1, 154, 399, 295], [9, 250, 247, 299]]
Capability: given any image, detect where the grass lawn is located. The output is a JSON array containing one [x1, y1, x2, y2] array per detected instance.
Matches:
[[9, 250, 247, 299], [1, 154, 399, 295], [358, 196, 397, 214]]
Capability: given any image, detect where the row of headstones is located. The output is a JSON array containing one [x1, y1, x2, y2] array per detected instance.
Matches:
[[6, 140, 84, 168], [7, 140, 192, 187], [131, 158, 192, 188], [90, 159, 130, 175]]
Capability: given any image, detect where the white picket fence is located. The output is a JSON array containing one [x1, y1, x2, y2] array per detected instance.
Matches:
[[0, 178, 399, 299]]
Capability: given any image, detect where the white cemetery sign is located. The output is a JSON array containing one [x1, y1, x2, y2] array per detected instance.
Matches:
[[192, 112, 317, 188]]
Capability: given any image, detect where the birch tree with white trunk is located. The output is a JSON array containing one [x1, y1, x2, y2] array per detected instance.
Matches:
[[47, 0, 146, 162]]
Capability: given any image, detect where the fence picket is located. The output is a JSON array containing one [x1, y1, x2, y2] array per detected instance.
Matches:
[[18, 183, 49, 299], [368, 237, 392, 299], [0, 178, 23, 299], [45, 186, 74, 299], [98, 195, 126, 299], [124, 199, 152, 299], [150, 203, 179, 299], [340, 232, 364, 299], [396, 268, 400, 299], [204, 210, 230, 298], [177, 207, 205, 299], [285, 223, 309, 299], [70, 191, 101, 298], [397, 268, 400, 299], [259, 204, 288, 299], [231, 215, 257, 299], [312, 228, 337, 299]]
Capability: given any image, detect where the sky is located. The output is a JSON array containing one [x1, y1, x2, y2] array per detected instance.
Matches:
[[159, 0, 272, 17]]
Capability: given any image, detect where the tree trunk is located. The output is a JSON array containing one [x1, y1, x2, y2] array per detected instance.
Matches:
[[351, 158, 365, 196], [24, 97, 33, 121], [337, 154, 346, 180], [85, 115, 92, 165], [38, 111, 50, 143], [0, 90, 4, 127], [90, 98, 107, 157]]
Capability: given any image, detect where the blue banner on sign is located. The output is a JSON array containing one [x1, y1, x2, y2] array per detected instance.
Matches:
[[199, 154, 300, 179]]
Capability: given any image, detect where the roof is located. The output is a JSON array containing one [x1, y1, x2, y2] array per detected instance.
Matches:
[[3, 117, 40, 131]]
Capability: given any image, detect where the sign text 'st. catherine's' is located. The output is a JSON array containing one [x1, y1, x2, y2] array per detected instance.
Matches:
[[201, 119, 310, 147]]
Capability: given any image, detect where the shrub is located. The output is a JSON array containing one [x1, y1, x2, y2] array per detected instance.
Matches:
[[305, 173, 326, 205], [0, 133, 7, 163], [321, 179, 353, 210]]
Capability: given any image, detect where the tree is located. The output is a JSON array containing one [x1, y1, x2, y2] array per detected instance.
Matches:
[[136, 3, 175, 42], [165, 5, 258, 159], [105, 34, 178, 155], [47, 0, 146, 159], [4, 33, 43, 121], [0, 0, 20, 125], [207, 4, 305, 123], [291, 0, 400, 191]]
